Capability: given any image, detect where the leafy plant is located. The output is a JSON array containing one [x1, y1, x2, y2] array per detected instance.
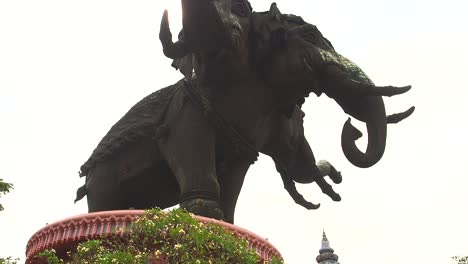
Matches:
[[0, 257, 19, 264], [0, 180, 17, 264], [37, 249, 63, 264], [37, 208, 284, 264], [0, 178, 14, 211], [453, 256, 468, 264]]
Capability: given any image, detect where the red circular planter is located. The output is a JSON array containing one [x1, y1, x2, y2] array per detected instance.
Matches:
[[26, 210, 282, 263]]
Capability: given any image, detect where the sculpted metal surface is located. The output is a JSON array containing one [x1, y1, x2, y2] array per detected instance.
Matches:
[[75, 0, 414, 223]]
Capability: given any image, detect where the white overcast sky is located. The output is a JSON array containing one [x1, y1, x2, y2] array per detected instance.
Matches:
[[0, 0, 467, 263]]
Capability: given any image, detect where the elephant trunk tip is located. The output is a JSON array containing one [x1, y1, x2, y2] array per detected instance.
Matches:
[[344, 118, 363, 140], [341, 118, 386, 169]]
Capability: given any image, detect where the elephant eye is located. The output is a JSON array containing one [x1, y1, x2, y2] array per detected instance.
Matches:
[[304, 33, 317, 44], [232, 0, 250, 17]]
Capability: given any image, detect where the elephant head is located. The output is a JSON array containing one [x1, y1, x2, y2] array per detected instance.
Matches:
[[253, 4, 415, 168], [160, 0, 254, 81], [261, 106, 343, 210], [181, 0, 252, 53]]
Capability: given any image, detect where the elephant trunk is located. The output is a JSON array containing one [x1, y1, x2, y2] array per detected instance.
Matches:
[[181, 0, 230, 53], [316, 49, 412, 168], [340, 96, 387, 168], [339, 100, 414, 168]]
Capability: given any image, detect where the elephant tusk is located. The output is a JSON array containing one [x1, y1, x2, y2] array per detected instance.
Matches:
[[368, 84, 412, 97], [159, 10, 188, 59], [159, 10, 172, 46], [387, 106, 415, 124], [343, 79, 412, 97]]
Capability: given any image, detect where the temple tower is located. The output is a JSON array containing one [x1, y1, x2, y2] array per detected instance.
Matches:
[[316, 230, 340, 264]]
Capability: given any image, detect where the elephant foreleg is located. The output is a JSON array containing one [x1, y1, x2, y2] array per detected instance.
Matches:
[[217, 160, 251, 224], [157, 99, 224, 220], [274, 137, 342, 208], [313, 160, 342, 202], [85, 161, 127, 212]]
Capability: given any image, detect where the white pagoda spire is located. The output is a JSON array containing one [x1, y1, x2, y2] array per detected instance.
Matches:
[[316, 230, 340, 264]]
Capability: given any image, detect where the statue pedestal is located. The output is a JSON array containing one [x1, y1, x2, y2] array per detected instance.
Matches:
[[26, 210, 282, 263]]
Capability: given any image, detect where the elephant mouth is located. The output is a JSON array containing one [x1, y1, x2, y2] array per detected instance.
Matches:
[[298, 59, 317, 107]]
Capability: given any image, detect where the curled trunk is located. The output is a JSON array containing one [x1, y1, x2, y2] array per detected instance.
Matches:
[[339, 96, 387, 168], [318, 46, 391, 168]]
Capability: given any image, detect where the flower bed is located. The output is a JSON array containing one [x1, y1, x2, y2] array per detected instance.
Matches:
[[26, 209, 283, 263]]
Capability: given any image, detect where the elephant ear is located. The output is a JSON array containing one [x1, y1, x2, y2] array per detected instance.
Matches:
[[321, 49, 374, 84], [172, 54, 193, 79], [315, 44, 411, 116], [318, 49, 374, 97], [289, 24, 411, 100]]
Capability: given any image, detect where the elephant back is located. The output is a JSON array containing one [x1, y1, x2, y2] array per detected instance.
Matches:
[[79, 79, 185, 177]]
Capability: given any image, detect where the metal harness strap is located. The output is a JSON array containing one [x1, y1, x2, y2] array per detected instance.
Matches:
[[182, 79, 259, 164]]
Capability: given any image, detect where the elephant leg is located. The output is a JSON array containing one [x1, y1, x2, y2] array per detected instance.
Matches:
[[120, 161, 180, 210], [217, 160, 251, 224], [285, 137, 341, 202], [315, 160, 342, 201], [314, 176, 341, 202], [86, 136, 180, 212], [86, 159, 128, 212], [158, 100, 224, 220]]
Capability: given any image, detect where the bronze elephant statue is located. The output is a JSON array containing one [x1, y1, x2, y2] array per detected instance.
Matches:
[[75, 0, 414, 223]]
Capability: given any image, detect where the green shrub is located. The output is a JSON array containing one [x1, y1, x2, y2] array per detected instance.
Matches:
[[0, 257, 19, 264], [0, 178, 14, 211]]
